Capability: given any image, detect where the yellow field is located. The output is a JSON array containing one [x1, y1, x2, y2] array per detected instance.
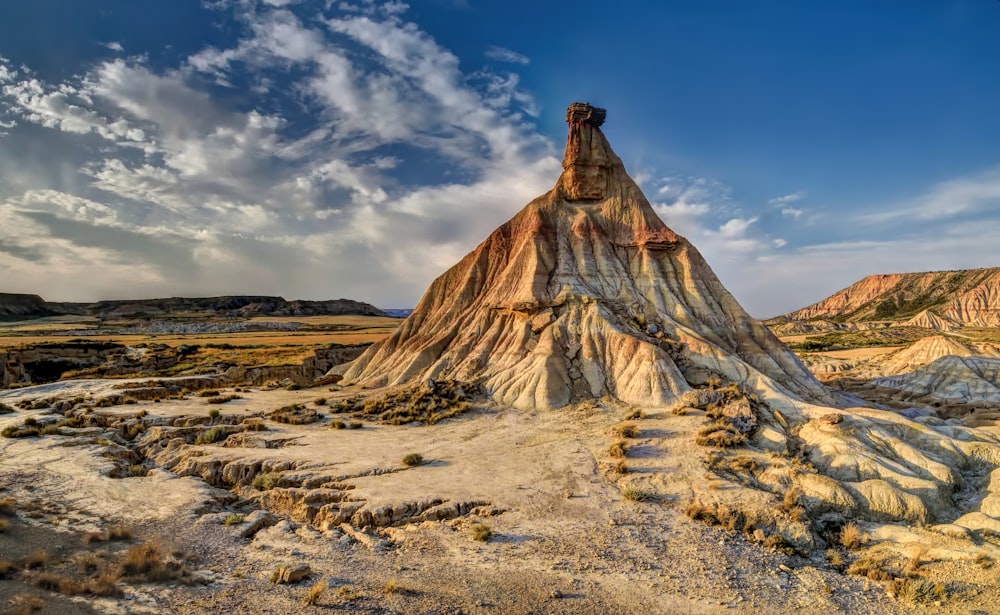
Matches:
[[812, 346, 903, 360], [248, 315, 402, 327], [0, 329, 401, 349]]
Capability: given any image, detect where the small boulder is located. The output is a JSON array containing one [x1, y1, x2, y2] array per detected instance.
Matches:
[[272, 563, 311, 584]]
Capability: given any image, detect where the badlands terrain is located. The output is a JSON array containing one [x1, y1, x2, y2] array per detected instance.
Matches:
[[2, 105, 1000, 614]]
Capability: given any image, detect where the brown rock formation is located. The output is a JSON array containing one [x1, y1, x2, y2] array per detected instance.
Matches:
[[342, 104, 837, 410], [775, 267, 1000, 327]]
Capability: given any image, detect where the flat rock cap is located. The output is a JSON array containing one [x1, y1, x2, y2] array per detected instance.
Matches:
[[566, 102, 606, 127]]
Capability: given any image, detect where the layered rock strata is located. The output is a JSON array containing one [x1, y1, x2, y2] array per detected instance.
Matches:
[[342, 105, 836, 410]]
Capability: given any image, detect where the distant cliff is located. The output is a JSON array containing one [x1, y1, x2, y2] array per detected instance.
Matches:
[[0, 293, 52, 321], [2, 295, 389, 320], [772, 267, 1000, 329]]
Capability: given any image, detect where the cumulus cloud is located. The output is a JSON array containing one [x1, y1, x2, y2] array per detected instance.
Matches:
[[781, 207, 803, 218], [102, 41, 125, 53], [0, 0, 556, 306]]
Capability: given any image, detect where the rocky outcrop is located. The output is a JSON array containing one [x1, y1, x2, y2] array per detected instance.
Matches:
[[775, 267, 1000, 326], [0, 293, 52, 321], [1, 342, 124, 387], [873, 355, 1000, 403], [341, 103, 837, 410], [877, 335, 989, 376]]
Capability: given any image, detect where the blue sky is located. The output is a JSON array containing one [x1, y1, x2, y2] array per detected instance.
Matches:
[[0, 0, 998, 317]]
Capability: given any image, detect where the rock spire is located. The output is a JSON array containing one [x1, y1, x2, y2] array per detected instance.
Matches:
[[340, 104, 836, 410]]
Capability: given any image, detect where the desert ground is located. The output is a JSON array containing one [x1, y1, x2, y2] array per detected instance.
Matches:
[[1, 311, 998, 614]]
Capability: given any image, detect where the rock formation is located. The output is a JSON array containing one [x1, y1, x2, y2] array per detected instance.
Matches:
[[775, 267, 1000, 327], [0, 293, 52, 321], [342, 104, 837, 410], [2, 294, 388, 320], [874, 356, 1000, 403], [877, 335, 1000, 376]]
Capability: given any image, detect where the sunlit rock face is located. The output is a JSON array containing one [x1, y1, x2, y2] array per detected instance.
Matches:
[[342, 103, 836, 410]]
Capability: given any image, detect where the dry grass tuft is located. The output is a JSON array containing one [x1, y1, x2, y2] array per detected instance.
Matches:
[[892, 578, 946, 604], [0, 497, 15, 515], [335, 585, 364, 601], [303, 577, 327, 605], [608, 440, 628, 458], [825, 548, 844, 569], [194, 426, 231, 445], [0, 519, 8, 533], [621, 485, 651, 502], [615, 422, 640, 438], [0, 559, 19, 579], [839, 522, 863, 549], [975, 552, 994, 569], [846, 554, 892, 582], [903, 545, 928, 576], [243, 418, 268, 431], [401, 453, 424, 467], [470, 522, 492, 542], [695, 420, 747, 448], [118, 541, 186, 583], [384, 578, 415, 594], [252, 472, 280, 491], [624, 409, 644, 420], [23, 550, 48, 570], [269, 404, 320, 425], [223, 514, 246, 526]]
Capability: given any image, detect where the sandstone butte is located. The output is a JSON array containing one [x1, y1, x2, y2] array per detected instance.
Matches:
[[342, 103, 839, 411]]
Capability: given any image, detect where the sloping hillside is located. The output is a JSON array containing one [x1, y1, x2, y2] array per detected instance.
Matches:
[[0, 293, 52, 321], [774, 267, 1000, 327]]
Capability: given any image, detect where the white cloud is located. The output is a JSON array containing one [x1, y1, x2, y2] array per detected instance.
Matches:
[[781, 206, 803, 218], [773, 238, 787, 248], [861, 165, 1000, 223], [0, 1, 557, 307], [768, 191, 804, 205], [485, 45, 530, 65], [717, 216, 757, 239], [102, 41, 125, 53]]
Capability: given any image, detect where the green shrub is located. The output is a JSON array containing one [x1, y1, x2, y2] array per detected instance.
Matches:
[[194, 427, 229, 445], [622, 485, 651, 502], [252, 472, 279, 491], [223, 514, 246, 526]]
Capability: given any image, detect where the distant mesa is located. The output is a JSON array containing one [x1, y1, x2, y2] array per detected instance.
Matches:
[[0, 293, 53, 321], [341, 103, 838, 410], [0, 294, 388, 320]]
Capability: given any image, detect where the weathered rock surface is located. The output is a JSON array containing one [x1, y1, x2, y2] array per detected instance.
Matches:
[[878, 335, 1000, 376], [342, 104, 837, 410], [873, 355, 1000, 403], [774, 267, 1000, 327]]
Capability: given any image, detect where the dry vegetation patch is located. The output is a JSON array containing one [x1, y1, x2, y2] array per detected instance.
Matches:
[[330, 380, 474, 426], [269, 404, 320, 425]]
